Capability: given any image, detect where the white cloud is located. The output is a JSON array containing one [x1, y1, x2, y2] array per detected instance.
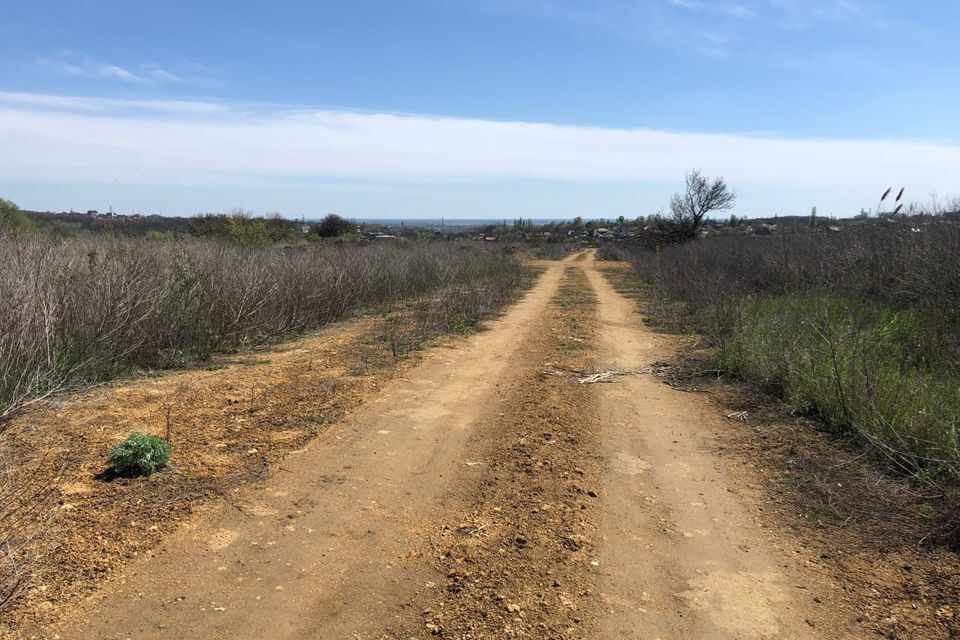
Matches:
[[95, 64, 145, 82], [0, 91, 226, 114], [145, 66, 182, 82], [0, 93, 956, 212], [37, 54, 183, 84]]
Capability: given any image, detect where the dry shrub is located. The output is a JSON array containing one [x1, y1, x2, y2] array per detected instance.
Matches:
[[622, 220, 960, 543], [0, 237, 526, 425], [529, 242, 580, 260], [0, 236, 529, 611]]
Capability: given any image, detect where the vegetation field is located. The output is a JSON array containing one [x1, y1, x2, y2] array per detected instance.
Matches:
[[0, 221, 535, 619], [602, 217, 960, 543]]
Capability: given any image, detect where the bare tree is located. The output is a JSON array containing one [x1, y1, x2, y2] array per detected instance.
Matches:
[[669, 170, 737, 238]]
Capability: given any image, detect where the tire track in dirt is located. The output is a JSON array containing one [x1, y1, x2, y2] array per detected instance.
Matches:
[[390, 265, 603, 639], [578, 251, 865, 639], [26, 257, 577, 640]]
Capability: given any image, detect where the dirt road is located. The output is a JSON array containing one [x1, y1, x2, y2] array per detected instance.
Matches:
[[34, 252, 862, 639]]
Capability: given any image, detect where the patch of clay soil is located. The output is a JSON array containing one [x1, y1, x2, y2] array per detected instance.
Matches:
[[389, 266, 604, 639], [600, 261, 960, 640]]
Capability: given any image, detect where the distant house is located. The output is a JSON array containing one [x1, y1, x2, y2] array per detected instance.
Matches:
[[86, 210, 98, 216], [482, 234, 497, 242]]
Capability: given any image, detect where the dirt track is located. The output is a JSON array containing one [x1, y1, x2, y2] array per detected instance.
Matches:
[[21, 252, 867, 639]]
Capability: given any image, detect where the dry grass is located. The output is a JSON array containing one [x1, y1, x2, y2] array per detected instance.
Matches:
[[0, 237, 526, 427], [0, 236, 532, 617], [606, 221, 960, 544]]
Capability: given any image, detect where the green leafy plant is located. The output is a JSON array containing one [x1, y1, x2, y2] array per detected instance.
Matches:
[[108, 432, 173, 477]]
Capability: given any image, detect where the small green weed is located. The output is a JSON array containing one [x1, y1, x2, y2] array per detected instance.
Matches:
[[445, 315, 477, 335], [108, 432, 173, 477]]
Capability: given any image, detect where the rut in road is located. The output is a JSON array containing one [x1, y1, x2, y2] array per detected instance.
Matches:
[[31, 251, 861, 639], [388, 265, 605, 638], [581, 253, 856, 640]]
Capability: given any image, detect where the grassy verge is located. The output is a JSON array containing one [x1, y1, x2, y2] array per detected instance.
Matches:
[[602, 262, 960, 637], [603, 223, 960, 545], [722, 294, 959, 474]]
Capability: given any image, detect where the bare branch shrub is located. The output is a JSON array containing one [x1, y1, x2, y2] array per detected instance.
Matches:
[[622, 220, 960, 541], [0, 237, 525, 426], [0, 237, 528, 610]]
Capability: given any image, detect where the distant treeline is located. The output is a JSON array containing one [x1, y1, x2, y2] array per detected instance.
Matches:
[[16, 208, 481, 243], [16, 208, 365, 243], [23, 210, 194, 235]]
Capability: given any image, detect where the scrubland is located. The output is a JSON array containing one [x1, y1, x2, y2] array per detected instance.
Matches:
[[603, 219, 960, 541], [0, 237, 527, 428], [0, 234, 532, 615]]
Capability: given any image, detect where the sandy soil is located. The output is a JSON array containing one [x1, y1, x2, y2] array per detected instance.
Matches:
[[581, 256, 858, 639], [5, 251, 901, 638]]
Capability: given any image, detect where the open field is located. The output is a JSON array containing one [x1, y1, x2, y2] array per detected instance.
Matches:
[[1, 246, 958, 638]]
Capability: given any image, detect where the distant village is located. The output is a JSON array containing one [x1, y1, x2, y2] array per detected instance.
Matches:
[[19, 205, 958, 244]]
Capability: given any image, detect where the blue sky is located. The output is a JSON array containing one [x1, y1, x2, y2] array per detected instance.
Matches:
[[1, 0, 959, 219]]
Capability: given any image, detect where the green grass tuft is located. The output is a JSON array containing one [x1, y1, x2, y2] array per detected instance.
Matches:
[[108, 432, 173, 477]]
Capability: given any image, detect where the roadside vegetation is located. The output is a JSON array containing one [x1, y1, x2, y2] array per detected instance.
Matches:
[[604, 201, 960, 542], [0, 207, 534, 617], [0, 235, 527, 429]]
